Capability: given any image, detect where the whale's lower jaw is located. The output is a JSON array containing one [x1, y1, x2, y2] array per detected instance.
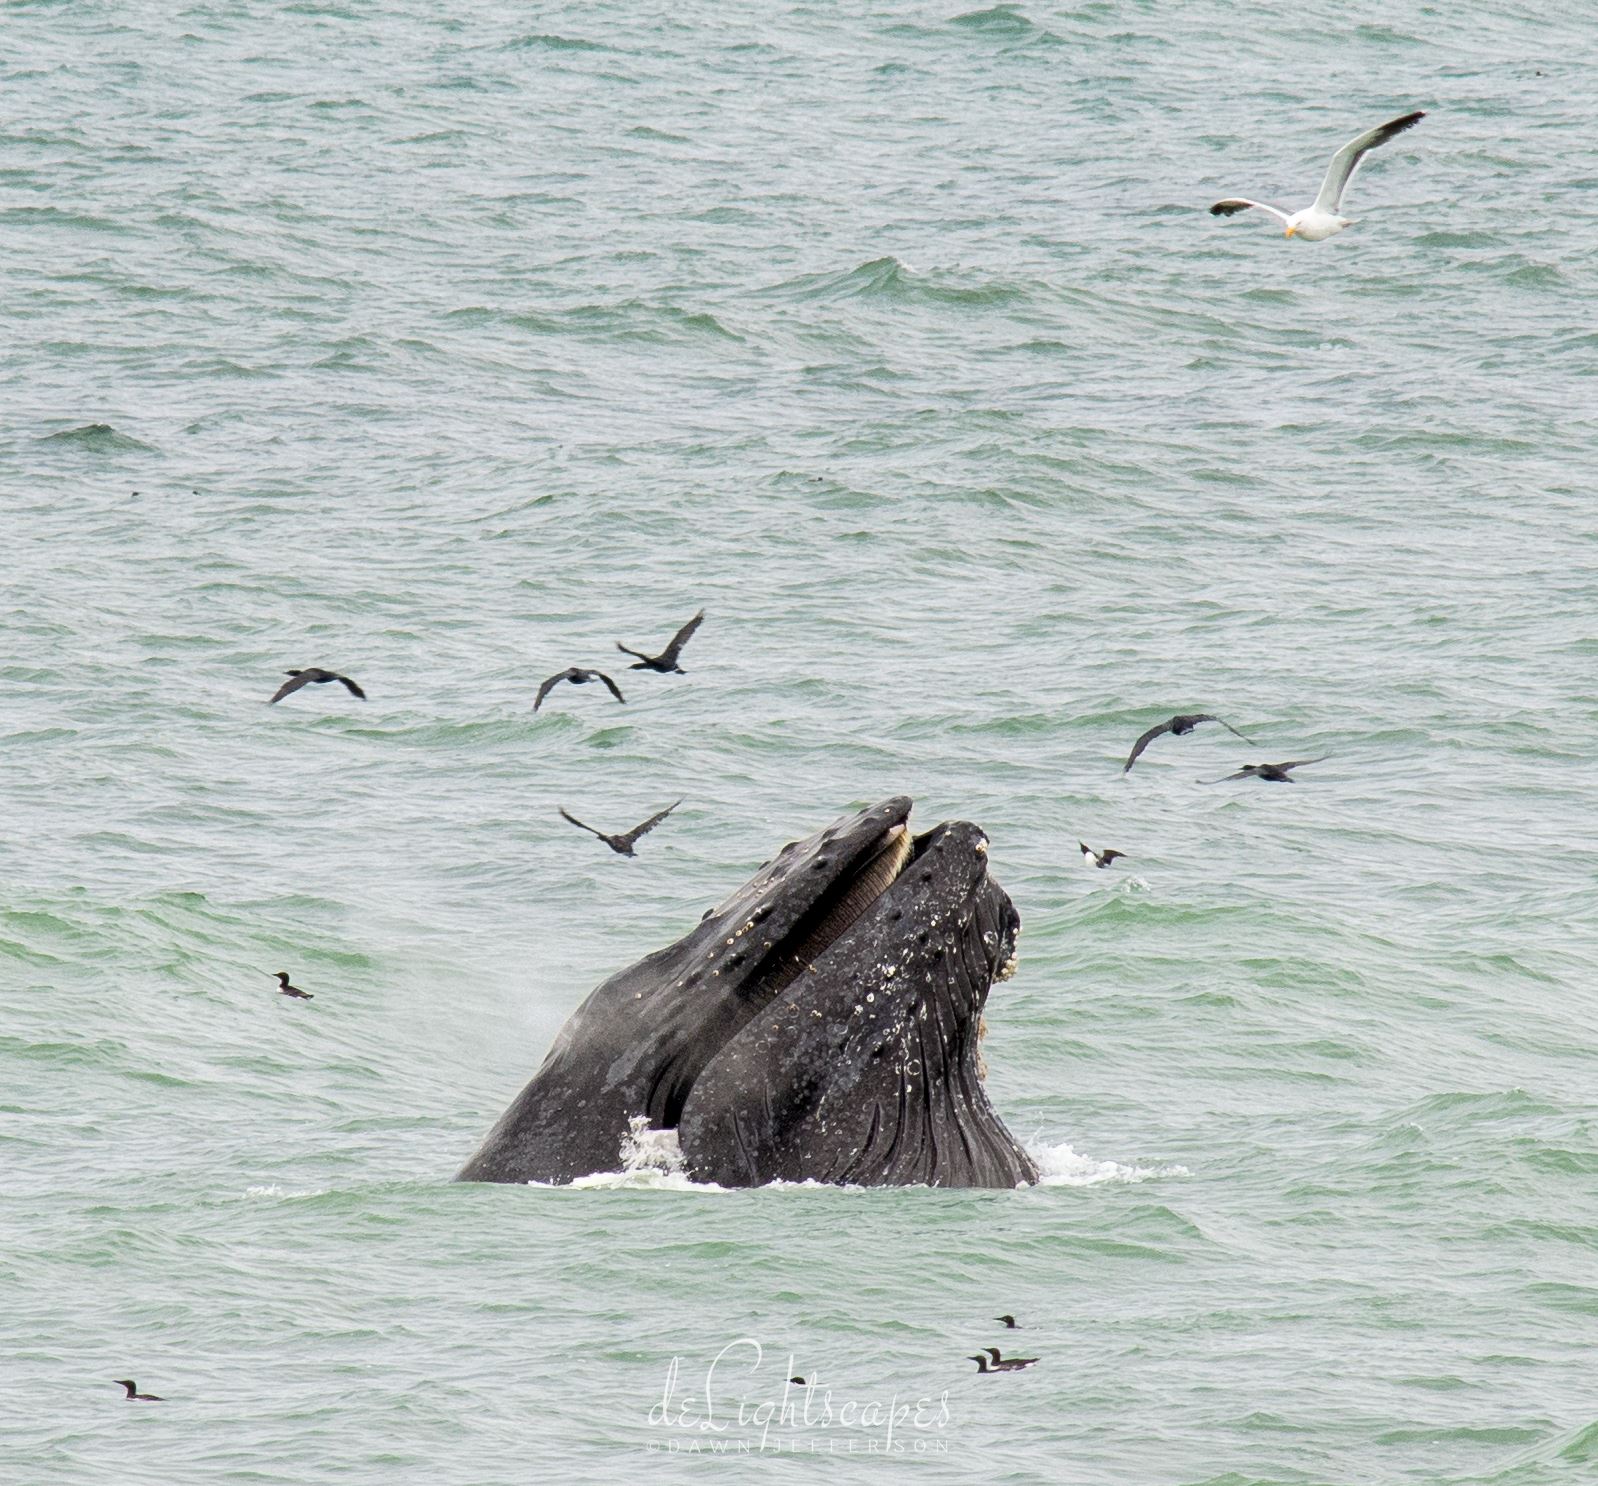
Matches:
[[455, 799, 1035, 1189]]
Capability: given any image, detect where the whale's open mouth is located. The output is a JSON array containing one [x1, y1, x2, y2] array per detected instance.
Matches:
[[749, 821, 915, 1001], [456, 795, 1035, 1189]]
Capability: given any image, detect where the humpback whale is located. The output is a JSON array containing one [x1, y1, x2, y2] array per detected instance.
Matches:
[[457, 796, 1037, 1189]]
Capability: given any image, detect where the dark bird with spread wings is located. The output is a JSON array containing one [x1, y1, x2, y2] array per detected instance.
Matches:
[[1080, 843, 1126, 869], [268, 669, 366, 704], [616, 610, 704, 673], [558, 801, 681, 857], [1205, 758, 1327, 784], [1123, 713, 1254, 772], [534, 668, 626, 713]]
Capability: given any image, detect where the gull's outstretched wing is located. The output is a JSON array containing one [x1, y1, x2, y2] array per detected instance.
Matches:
[[1313, 111, 1425, 213], [1209, 198, 1292, 226]]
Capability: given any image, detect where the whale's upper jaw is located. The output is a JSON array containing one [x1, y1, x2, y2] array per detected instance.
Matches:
[[456, 797, 917, 1184]]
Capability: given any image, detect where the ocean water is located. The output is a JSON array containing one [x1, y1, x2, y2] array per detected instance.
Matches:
[[2, 1, 1595, 1481]]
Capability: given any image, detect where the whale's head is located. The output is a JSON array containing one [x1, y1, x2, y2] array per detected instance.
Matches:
[[456, 797, 1034, 1188]]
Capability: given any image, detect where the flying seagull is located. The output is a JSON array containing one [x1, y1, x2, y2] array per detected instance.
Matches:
[[1123, 713, 1253, 772], [113, 1380, 163, 1401], [269, 971, 313, 999], [1080, 842, 1126, 869], [558, 801, 681, 857], [616, 610, 704, 673], [1205, 757, 1327, 784], [533, 668, 626, 712], [268, 669, 366, 704], [1210, 110, 1425, 240]]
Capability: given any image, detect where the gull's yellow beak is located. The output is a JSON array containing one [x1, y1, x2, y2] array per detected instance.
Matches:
[[1284, 224, 1296, 239]]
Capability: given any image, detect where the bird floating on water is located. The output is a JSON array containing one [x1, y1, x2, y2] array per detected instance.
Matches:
[[969, 1350, 1037, 1373], [1210, 110, 1425, 240], [270, 971, 313, 999], [269, 669, 366, 704], [1080, 843, 1126, 869], [1206, 757, 1328, 784], [995, 1314, 1020, 1329], [558, 801, 681, 857], [113, 1379, 163, 1401], [1123, 713, 1253, 772], [617, 610, 704, 673], [534, 668, 625, 712]]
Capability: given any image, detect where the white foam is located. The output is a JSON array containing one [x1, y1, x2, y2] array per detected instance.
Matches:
[[535, 1118, 1186, 1192], [562, 1118, 729, 1191], [1027, 1138, 1188, 1187]]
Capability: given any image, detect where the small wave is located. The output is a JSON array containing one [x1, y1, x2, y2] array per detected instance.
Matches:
[[1029, 1139, 1188, 1186], [763, 255, 1027, 308], [37, 422, 154, 452], [951, 5, 1059, 43]]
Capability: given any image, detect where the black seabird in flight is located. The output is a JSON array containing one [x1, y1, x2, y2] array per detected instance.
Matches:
[[558, 801, 681, 857], [269, 669, 366, 705], [534, 668, 626, 712], [1123, 713, 1253, 772], [1206, 757, 1327, 784], [113, 1380, 163, 1401], [1079, 843, 1126, 869], [616, 610, 704, 673], [270, 971, 313, 999]]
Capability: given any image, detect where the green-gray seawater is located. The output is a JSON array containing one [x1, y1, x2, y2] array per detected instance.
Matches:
[[3, 2, 1596, 1482]]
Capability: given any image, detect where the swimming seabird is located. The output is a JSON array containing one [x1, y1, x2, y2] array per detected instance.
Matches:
[[969, 1351, 1037, 1374], [558, 801, 681, 856], [995, 1314, 1021, 1329], [1123, 713, 1253, 772], [616, 610, 704, 673], [1210, 110, 1425, 240], [533, 668, 626, 712], [268, 669, 366, 704], [788, 1377, 807, 1386], [1205, 757, 1327, 783], [1080, 842, 1126, 869], [113, 1380, 163, 1401], [269, 971, 313, 999], [983, 1347, 1038, 1370]]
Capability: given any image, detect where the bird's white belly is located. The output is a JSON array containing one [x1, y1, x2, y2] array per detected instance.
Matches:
[[1289, 209, 1347, 242]]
